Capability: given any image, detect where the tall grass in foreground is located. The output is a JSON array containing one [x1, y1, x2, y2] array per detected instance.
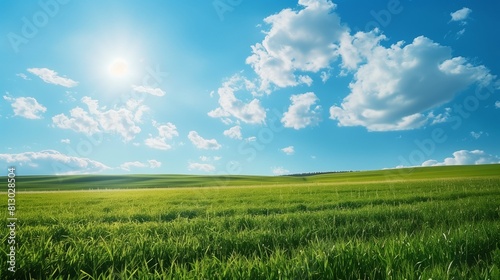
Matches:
[[1, 177, 500, 279]]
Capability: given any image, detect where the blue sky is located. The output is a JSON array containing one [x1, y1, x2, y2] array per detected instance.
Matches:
[[1, 0, 499, 176]]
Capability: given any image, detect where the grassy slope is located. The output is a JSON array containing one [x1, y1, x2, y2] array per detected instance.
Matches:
[[5, 164, 500, 191], [312, 163, 500, 182], [1, 164, 499, 278], [1, 166, 499, 278]]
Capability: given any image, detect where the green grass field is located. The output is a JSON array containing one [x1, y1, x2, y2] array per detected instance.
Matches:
[[1, 165, 500, 279], [8, 164, 500, 191]]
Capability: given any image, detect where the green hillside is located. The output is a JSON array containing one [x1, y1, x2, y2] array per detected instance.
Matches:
[[2, 164, 500, 279], [4, 164, 500, 191]]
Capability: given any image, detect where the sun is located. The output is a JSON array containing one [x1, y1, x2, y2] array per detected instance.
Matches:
[[108, 58, 128, 77]]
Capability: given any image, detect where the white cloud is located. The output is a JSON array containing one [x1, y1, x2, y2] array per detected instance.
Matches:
[[299, 75, 313, 86], [132, 85, 166, 97], [456, 28, 466, 38], [422, 150, 500, 166], [449, 8, 472, 38], [330, 36, 495, 131], [450, 7, 472, 22], [188, 162, 216, 172], [199, 156, 221, 162], [188, 131, 221, 150], [120, 159, 162, 171], [94, 101, 144, 141], [246, 0, 346, 90], [156, 122, 178, 139], [144, 137, 171, 151], [52, 107, 100, 135], [208, 74, 266, 124], [282, 92, 321, 129], [144, 121, 178, 150], [27, 68, 78, 87], [430, 108, 452, 125], [148, 159, 162, 168], [60, 139, 71, 144], [53, 97, 148, 141], [281, 146, 295, 155], [320, 70, 331, 83], [242, 1, 491, 133], [62, 91, 77, 103], [470, 131, 483, 140], [223, 125, 242, 140], [246, 136, 257, 142], [16, 73, 30, 80], [200, 156, 210, 162], [235, 1, 494, 132], [337, 30, 386, 72], [3, 96, 47, 119], [120, 161, 147, 171], [495, 101, 500, 109], [272, 166, 290, 175], [0, 150, 109, 175]]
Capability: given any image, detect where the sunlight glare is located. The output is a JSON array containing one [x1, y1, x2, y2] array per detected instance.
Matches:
[[108, 58, 128, 77]]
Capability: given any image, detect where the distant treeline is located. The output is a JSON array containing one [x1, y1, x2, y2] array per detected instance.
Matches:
[[283, 170, 357, 177]]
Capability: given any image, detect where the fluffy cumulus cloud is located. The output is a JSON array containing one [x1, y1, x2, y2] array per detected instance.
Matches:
[[223, 125, 243, 140], [52, 97, 148, 141], [188, 162, 215, 172], [208, 74, 266, 124], [52, 107, 100, 135], [282, 92, 321, 129], [90, 99, 147, 141], [242, 1, 495, 132], [132, 85, 165, 97], [450, 7, 472, 23], [422, 150, 500, 166], [281, 146, 295, 155], [246, 0, 346, 91], [120, 159, 162, 171], [3, 96, 47, 119], [27, 68, 78, 87], [337, 30, 386, 72], [330, 36, 495, 131], [144, 121, 178, 150], [0, 150, 109, 175], [188, 131, 221, 150], [495, 101, 500, 109]]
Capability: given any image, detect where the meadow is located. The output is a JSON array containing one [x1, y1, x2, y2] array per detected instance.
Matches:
[[1, 165, 500, 279]]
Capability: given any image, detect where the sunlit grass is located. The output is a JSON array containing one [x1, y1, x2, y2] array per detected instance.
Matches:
[[1, 165, 499, 279]]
